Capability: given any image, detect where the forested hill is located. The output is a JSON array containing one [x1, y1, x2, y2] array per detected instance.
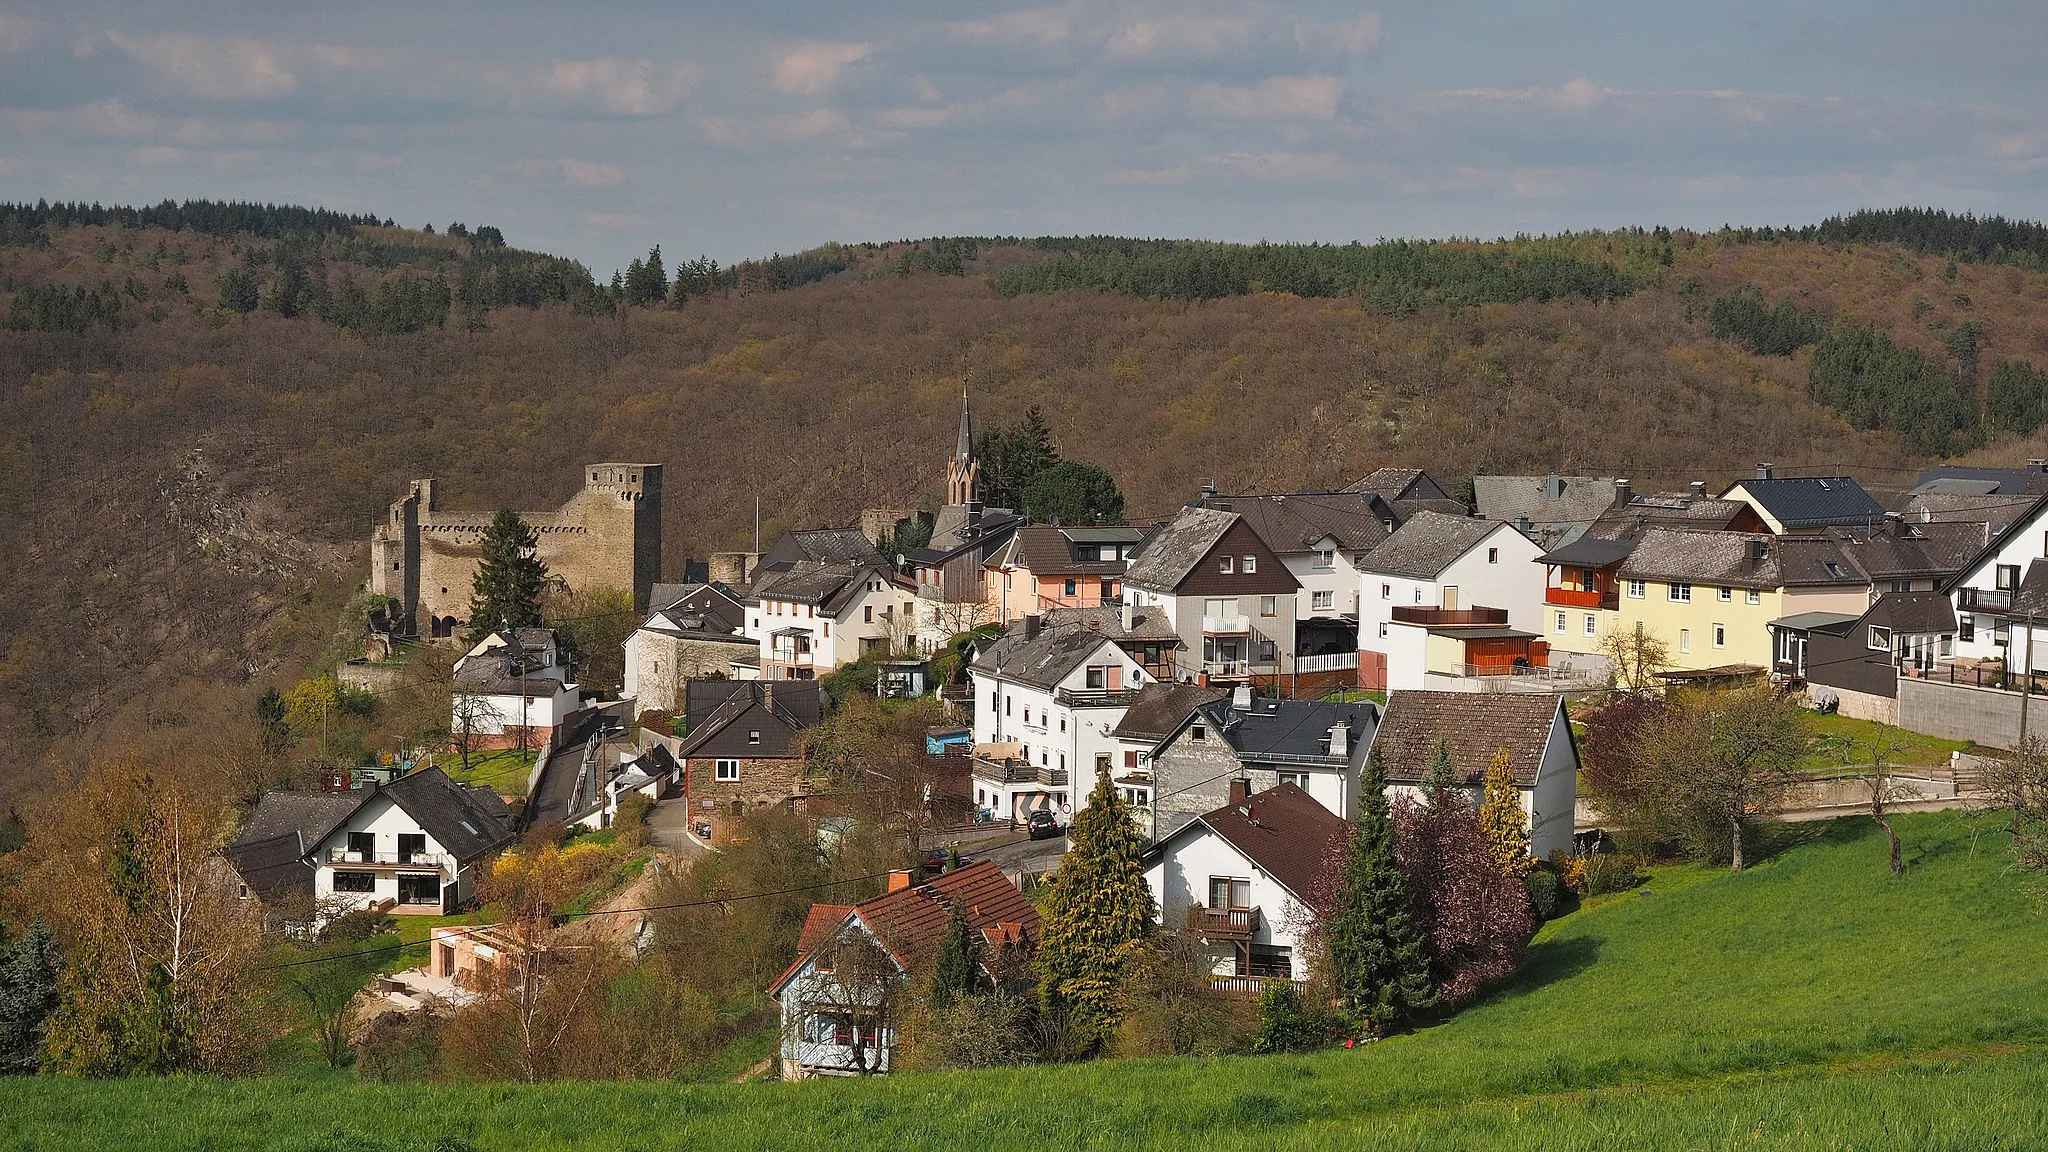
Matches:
[[2, 202, 2048, 792]]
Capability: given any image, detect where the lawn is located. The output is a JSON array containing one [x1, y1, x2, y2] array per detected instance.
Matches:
[[4, 811, 2045, 1150], [1800, 712, 1973, 772], [443, 748, 539, 798]]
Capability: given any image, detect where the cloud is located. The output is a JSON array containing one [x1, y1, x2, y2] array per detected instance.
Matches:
[[129, 145, 189, 167], [1314, 14, 1382, 56], [949, 7, 1074, 45], [1111, 149, 1351, 184], [1104, 15, 1258, 62], [107, 32, 300, 100], [1435, 77, 1610, 112], [0, 14, 36, 53], [547, 58, 697, 115], [771, 41, 874, 96], [510, 157, 627, 188], [1189, 76, 1341, 120], [5, 98, 294, 144]]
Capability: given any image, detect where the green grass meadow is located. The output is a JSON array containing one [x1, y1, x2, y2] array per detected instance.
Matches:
[[4, 811, 2046, 1150]]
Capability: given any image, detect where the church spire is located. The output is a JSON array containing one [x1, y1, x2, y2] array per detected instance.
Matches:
[[954, 385, 973, 463], [946, 383, 980, 507]]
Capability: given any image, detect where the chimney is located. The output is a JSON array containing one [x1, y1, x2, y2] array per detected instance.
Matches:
[[1612, 478, 1634, 507], [887, 869, 913, 892], [1515, 515, 1533, 534], [1023, 614, 1043, 640], [1689, 480, 1707, 498], [1232, 683, 1253, 710], [1227, 778, 1252, 807], [1543, 474, 1564, 500], [760, 681, 775, 710], [1883, 510, 1903, 533], [1328, 720, 1350, 757], [1757, 462, 1775, 481]]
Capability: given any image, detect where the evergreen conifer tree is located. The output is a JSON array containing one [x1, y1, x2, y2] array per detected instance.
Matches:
[[466, 509, 548, 644], [0, 922, 60, 1074], [928, 901, 984, 1012], [1323, 749, 1436, 1035], [1423, 738, 1461, 804], [1479, 746, 1533, 878], [1036, 764, 1154, 1051]]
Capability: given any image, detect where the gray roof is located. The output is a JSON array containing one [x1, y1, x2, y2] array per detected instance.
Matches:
[[1203, 491, 1390, 554], [1109, 682, 1228, 742], [1871, 591, 1959, 635], [1359, 511, 1503, 580], [1472, 475, 1617, 549], [1537, 535, 1638, 568], [224, 831, 318, 903], [1373, 691, 1566, 787], [973, 612, 1154, 692], [1616, 528, 1866, 591], [1584, 492, 1754, 540], [1181, 695, 1380, 763], [1769, 611, 1861, 633], [236, 790, 361, 850], [750, 560, 894, 612], [1726, 476, 1886, 529], [783, 527, 886, 566], [1911, 466, 2048, 497], [1343, 468, 1451, 502], [1123, 506, 1239, 590], [2012, 560, 2048, 619], [1832, 522, 1989, 581], [377, 767, 517, 863]]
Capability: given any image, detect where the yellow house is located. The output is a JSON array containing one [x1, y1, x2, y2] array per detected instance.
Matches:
[[1610, 529, 1870, 674]]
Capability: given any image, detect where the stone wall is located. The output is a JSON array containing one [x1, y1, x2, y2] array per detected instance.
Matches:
[[628, 634, 754, 717], [372, 463, 662, 636], [684, 756, 805, 844], [1151, 736, 1264, 837]]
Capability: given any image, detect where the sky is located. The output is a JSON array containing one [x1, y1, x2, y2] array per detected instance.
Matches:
[[0, 1, 2043, 275]]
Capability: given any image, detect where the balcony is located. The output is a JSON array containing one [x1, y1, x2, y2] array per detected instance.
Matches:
[[1391, 605, 1509, 626], [1055, 687, 1142, 708], [324, 848, 449, 872], [1202, 614, 1251, 634], [1293, 651, 1358, 674], [1545, 586, 1618, 610], [1959, 587, 2014, 614], [1185, 905, 1261, 940], [1206, 974, 1299, 997], [972, 757, 1069, 787]]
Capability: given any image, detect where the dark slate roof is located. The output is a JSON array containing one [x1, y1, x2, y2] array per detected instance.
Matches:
[[1147, 783, 1347, 903], [1186, 695, 1380, 763], [1472, 475, 1617, 549], [1584, 492, 1755, 540], [1343, 467, 1451, 502], [994, 525, 1141, 576], [1109, 682, 1228, 742], [1203, 491, 1390, 554], [648, 582, 748, 633], [2011, 560, 2048, 619], [1832, 522, 1989, 581], [1537, 535, 1638, 568], [1359, 511, 1502, 580], [236, 790, 361, 850], [1122, 506, 1239, 590], [1768, 611, 1861, 634], [750, 560, 902, 613], [1911, 466, 2048, 497], [224, 830, 318, 903], [1899, 492, 2026, 530], [926, 510, 1025, 557], [1726, 476, 1887, 529], [1616, 529, 1865, 590], [973, 614, 1147, 692], [1373, 691, 1566, 787], [1870, 591, 1959, 635], [378, 767, 518, 863], [675, 681, 822, 759], [1394, 498, 1476, 519], [783, 527, 886, 566]]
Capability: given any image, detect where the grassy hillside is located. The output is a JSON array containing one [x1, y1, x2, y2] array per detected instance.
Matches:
[[5, 209, 2048, 788], [2, 811, 2042, 1150]]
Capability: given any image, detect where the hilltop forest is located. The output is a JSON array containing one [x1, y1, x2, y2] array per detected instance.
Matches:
[[4, 202, 2048, 793]]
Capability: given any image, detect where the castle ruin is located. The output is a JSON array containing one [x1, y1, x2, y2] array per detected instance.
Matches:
[[370, 463, 662, 637]]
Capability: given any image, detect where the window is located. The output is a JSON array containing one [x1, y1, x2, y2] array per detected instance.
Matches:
[[747, 729, 761, 745], [1096, 753, 1111, 774], [1627, 579, 1646, 599], [1242, 556, 1256, 573], [333, 871, 376, 893], [1961, 615, 1976, 642], [1713, 624, 1726, 649], [1869, 626, 1893, 652], [397, 833, 426, 862], [1669, 583, 1692, 602], [1585, 614, 1597, 636], [1381, 583, 1392, 600], [715, 759, 740, 782], [1718, 586, 1733, 602], [1005, 695, 1012, 716], [347, 831, 375, 858], [1378, 621, 1389, 638], [1312, 590, 1335, 611], [1191, 722, 1207, 742], [1315, 549, 1335, 571], [1555, 611, 1568, 633], [1219, 556, 1234, 574], [1892, 580, 1913, 593], [1086, 666, 1106, 689], [1248, 944, 1293, 978], [1278, 771, 1310, 790], [1746, 590, 1760, 605], [1208, 877, 1252, 909], [1259, 596, 1277, 617], [1487, 547, 1499, 564], [1064, 579, 1078, 596], [863, 605, 873, 623], [1680, 629, 1691, 653]]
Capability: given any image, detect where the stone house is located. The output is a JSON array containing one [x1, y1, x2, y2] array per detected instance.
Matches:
[[1145, 686, 1381, 840], [623, 582, 757, 717], [675, 680, 823, 844]]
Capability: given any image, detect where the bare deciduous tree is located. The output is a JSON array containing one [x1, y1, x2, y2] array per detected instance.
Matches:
[[1858, 725, 1913, 876], [1984, 736, 2048, 874], [1641, 686, 1806, 872], [450, 693, 504, 776], [1599, 624, 1672, 693], [788, 930, 904, 1076]]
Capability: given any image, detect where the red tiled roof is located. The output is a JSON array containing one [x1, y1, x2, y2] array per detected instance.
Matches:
[[772, 862, 1039, 997], [1170, 782, 1348, 902], [796, 904, 853, 955]]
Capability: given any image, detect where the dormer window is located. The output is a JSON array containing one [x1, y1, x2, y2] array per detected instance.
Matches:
[[1191, 722, 1207, 742]]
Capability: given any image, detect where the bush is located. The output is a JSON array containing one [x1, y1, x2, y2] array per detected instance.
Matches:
[[354, 1007, 442, 1082], [1550, 850, 1589, 894], [317, 906, 392, 943], [1584, 852, 1646, 896], [613, 793, 653, 852], [1251, 980, 1335, 1054], [1523, 868, 1564, 921]]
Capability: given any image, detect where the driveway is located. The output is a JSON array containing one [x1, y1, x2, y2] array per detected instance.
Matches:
[[647, 796, 712, 858]]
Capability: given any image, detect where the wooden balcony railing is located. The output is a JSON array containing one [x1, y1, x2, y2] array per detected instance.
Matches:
[[1206, 974, 1297, 996], [1545, 587, 1618, 610], [1185, 905, 1261, 939]]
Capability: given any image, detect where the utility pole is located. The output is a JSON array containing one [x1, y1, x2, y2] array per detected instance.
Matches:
[[2021, 614, 2034, 747]]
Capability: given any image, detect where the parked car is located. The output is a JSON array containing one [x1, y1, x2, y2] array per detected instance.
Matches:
[[1025, 810, 1063, 840]]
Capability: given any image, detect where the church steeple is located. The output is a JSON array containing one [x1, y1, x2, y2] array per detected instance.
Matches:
[[946, 385, 980, 507]]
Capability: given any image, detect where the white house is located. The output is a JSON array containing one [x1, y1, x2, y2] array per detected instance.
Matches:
[[1191, 489, 1396, 674], [770, 862, 1038, 1079], [1357, 512, 1546, 691], [452, 627, 580, 749], [1943, 490, 2048, 672], [622, 583, 756, 716], [226, 767, 517, 919], [1121, 505, 1304, 682], [1142, 781, 1346, 986], [1367, 690, 1580, 860], [969, 612, 1158, 824], [745, 560, 917, 680]]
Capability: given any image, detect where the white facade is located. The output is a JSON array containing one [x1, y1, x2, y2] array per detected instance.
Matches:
[[749, 572, 917, 678], [773, 915, 900, 1078], [1144, 825, 1314, 981], [453, 684, 578, 737], [970, 636, 1154, 822], [1947, 523, 2045, 671], [311, 793, 474, 916], [1358, 523, 1549, 641], [1280, 534, 1373, 622]]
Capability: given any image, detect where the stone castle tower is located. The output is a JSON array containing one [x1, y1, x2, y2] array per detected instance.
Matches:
[[370, 463, 662, 638]]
